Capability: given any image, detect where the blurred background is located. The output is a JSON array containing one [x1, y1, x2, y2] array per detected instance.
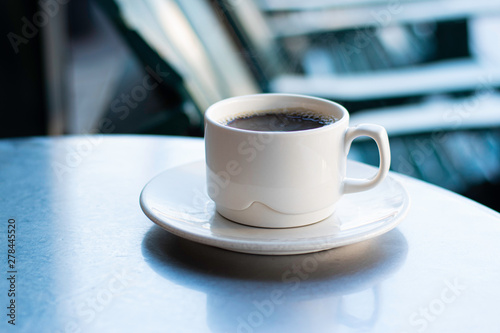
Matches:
[[1, 0, 500, 210]]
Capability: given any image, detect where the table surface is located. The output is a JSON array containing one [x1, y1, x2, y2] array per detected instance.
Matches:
[[1, 135, 500, 333]]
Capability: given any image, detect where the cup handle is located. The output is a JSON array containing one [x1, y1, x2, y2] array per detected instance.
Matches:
[[342, 124, 391, 194]]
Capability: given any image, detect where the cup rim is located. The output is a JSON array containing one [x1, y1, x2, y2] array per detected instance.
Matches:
[[205, 93, 349, 135]]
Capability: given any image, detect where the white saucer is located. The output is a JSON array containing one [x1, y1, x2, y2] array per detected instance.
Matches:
[[140, 160, 410, 255]]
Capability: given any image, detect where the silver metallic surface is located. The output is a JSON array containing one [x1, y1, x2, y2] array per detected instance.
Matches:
[[1, 135, 499, 332]]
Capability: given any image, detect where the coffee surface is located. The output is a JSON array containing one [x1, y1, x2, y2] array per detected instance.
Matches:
[[226, 110, 335, 132]]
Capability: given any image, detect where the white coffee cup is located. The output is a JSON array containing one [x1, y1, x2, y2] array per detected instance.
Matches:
[[204, 93, 390, 228]]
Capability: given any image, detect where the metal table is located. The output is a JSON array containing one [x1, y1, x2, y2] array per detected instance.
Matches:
[[1, 135, 499, 332]]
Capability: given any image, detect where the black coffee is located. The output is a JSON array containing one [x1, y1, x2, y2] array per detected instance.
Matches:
[[226, 109, 335, 132]]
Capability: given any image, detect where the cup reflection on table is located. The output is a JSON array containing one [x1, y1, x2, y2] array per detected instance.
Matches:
[[142, 226, 407, 332]]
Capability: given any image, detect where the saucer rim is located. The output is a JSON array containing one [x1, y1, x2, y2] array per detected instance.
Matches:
[[140, 160, 410, 255]]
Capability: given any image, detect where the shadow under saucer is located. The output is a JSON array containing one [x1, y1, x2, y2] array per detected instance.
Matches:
[[141, 225, 408, 332]]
